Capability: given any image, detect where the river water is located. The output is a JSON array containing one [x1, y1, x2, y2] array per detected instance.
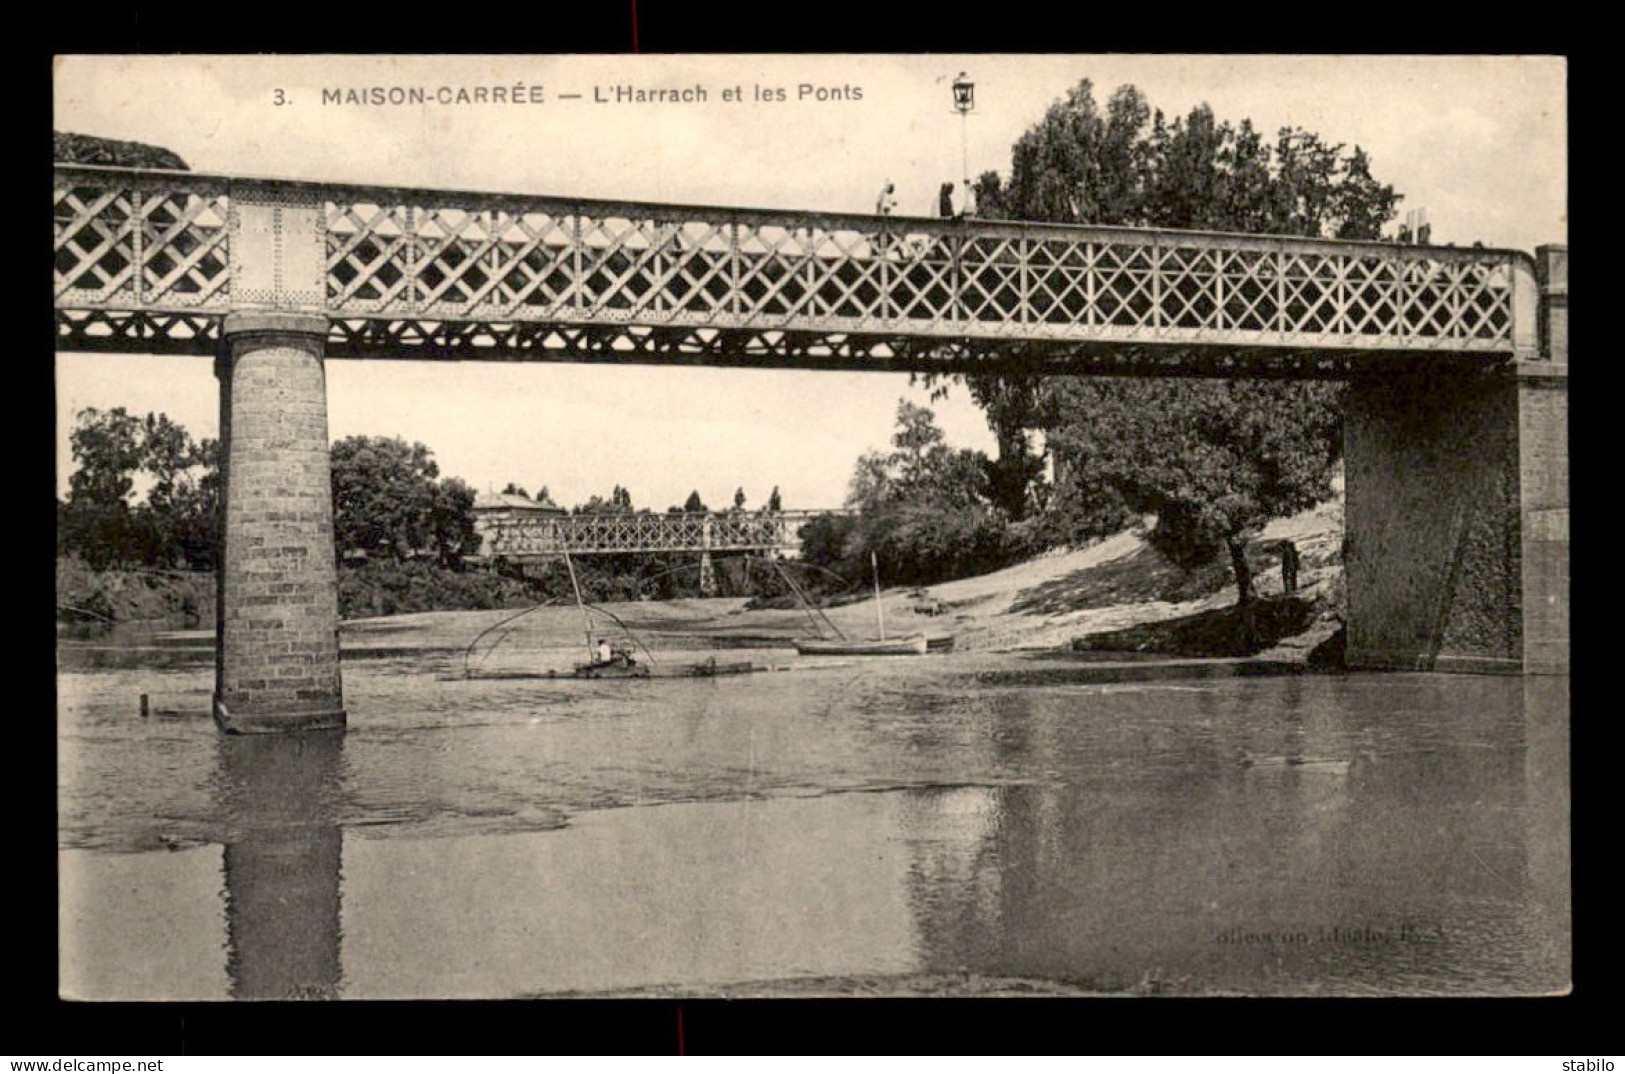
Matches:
[[57, 626, 1570, 998]]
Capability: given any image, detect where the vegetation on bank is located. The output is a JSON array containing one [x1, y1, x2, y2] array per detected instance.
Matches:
[[337, 560, 540, 619], [54, 414, 802, 623], [794, 400, 1039, 593], [56, 555, 212, 627]]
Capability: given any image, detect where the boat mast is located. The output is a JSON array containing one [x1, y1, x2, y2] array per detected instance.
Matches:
[[872, 551, 885, 641], [563, 550, 593, 659]]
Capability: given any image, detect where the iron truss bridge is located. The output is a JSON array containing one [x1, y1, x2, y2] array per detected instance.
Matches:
[[474, 510, 845, 559], [55, 164, 1541, 375]]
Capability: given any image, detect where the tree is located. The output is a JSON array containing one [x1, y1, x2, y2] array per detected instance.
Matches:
[[798, 514, 858, 577], [501, 482, 529, 498], [160, 437, 221, 570], [55, 131, 189, 170], [682, 490, 707, 513], [826, 400, 1026, 587], [139, 414, 218, 568], [329, 436, 472, 564], [767, 486, 783, 512], [430, 478, 478, 567], [65, 407, 144, 510], [59, 407, 218, 569], [962, 79, 1398, 603], [1045, 378, 1341, 605], [575, 486, 636, 515]]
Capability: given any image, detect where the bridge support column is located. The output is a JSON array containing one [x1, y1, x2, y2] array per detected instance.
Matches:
[[1344, 246, 1567, 674], [213, 311, 346, 732], [699, 516, 717, 595]]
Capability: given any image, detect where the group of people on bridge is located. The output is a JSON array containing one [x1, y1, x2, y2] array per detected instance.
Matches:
[[875, 178, 976, 220]]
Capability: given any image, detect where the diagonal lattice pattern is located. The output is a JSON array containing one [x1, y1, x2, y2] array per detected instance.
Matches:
[[56, 165, 1534, 369], [56, 172, 232, 311], [476, 510, 844, 557]]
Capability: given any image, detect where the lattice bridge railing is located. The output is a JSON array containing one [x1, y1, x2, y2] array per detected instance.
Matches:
[[56, 164, 1542, 372], [475, 510, 845, 558]]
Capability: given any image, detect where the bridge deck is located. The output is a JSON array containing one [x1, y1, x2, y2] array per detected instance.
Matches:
[[56, 164, 1540, 375], [475, 509, 840, 558]]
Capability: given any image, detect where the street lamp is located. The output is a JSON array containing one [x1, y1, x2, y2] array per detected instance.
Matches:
[[951, 72, 974, 210]]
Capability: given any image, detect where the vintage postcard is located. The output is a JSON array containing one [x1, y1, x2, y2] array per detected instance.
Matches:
[[54, 54, 1568, 1000]]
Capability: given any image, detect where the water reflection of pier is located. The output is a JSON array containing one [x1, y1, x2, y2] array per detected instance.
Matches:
[[220, 732, 346, 1000]]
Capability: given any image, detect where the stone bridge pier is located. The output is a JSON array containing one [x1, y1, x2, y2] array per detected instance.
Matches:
[[213, 311, 346, 733], [1343, 245, 1568, 674]]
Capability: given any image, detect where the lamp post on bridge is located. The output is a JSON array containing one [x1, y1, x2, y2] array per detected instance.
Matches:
[[952, 72, 975, 212]]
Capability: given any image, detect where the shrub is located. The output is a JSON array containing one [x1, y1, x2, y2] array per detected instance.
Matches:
[[338, 561, 543, 619]]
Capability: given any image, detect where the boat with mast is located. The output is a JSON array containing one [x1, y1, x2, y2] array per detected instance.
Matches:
[[445, 551, 771, 681], [793, 552, 929, 656], [563, 549, 653, 678]]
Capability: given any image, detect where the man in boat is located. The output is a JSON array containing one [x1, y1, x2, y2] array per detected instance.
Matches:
[[578, 636, 642, 677], [591, 638, 638, 669]]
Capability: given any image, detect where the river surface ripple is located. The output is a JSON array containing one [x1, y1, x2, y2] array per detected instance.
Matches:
[[57, 639, 1570, 998]]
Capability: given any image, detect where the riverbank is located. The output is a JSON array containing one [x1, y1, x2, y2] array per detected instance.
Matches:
[[59, 491, 1345, 664]]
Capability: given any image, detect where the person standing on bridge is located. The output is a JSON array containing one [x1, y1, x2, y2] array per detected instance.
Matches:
[[938, 181, 957, 219], [876, 180, 897, 216]]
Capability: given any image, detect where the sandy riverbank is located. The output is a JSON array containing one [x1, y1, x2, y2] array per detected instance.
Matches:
[[119, 493, 1344, 669], [341, 490, 1343, 661]]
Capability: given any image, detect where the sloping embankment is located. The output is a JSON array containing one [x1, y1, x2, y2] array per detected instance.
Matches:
[[901, 492, 1345, 656]]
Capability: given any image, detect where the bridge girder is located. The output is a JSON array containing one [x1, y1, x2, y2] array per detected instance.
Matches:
[[55, 164, 1540, 375], [475, 510, 846, 559]]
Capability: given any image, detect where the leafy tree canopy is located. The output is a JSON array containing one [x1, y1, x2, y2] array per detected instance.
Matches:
[[330, 435, 474, 565], [55, 131, 189, 171], [59, 407, 217, 569], [957, 79, 1398, 602], [818, 401, 1028, 587], [574, 485, 638, 515], [849, 401, 993, 514]]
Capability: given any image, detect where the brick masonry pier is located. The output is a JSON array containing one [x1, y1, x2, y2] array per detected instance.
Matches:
[[1343, 246, 1567, 673], [213, 311, 346, 732]]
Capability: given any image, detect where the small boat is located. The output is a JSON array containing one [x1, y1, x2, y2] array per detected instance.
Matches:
[[445, 658, 767, 682], [794, 634, 929, 656], [793, 552, 941, 657], [1237, 749, 1351, 774], [681, 657, 760, 677], [562, 551, 654, 678], [572, 649, 651, 679]]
